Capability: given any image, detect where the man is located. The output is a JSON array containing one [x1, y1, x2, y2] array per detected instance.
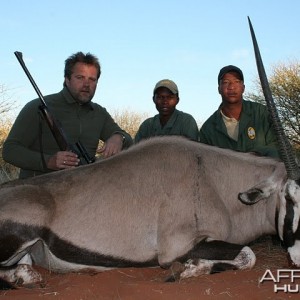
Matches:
[[135, 79, 198, 143], [199, 65, 280, 158], [3, 52, 133, 179]]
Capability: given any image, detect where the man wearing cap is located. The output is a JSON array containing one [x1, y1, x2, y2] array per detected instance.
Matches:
[[134, 79, 198, 143], [199, 65, 280, 158]]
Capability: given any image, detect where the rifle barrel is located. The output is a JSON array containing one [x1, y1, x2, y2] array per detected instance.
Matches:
[[14, 51, 47, 106]]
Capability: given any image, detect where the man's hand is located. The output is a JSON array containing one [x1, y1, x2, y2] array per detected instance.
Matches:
[[47, 151, 80, 170], [97, 134, 124, 158]]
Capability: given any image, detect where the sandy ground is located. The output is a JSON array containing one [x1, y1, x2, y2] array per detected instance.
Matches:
[[1, 236, 299, 300]]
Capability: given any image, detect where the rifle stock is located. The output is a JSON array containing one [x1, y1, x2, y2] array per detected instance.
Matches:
[[14, 51, 95, 164]]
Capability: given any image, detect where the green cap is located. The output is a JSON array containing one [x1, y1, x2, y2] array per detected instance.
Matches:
[[153, 79, 178, 95]]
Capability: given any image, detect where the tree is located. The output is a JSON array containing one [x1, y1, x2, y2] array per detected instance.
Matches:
[[0, 85, 19, 182], [0, 84, 16, 115], [245, 60, 300, 150], [94, 108, 148, 158], [111, 108, 149, 138]]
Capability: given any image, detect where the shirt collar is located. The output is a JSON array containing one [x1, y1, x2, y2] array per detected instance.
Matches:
[[62, 86, 94, 110]]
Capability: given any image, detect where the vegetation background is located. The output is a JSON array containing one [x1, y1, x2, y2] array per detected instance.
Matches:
[[1, 60, 299, 183]]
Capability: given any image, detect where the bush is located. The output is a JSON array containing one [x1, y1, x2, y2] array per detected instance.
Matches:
[[0, 119, 19, 183]]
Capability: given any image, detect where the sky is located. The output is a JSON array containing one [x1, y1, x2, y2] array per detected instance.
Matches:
[[1, 0, 300, 125]]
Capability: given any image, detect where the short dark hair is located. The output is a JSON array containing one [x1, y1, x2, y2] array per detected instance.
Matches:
[[64, 52, 101, 80]]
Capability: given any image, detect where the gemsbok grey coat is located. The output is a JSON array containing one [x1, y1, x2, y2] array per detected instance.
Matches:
[[1, 17, 300, 288], [0, 136, 300, 287]]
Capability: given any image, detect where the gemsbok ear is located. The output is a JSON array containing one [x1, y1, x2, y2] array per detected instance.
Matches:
[[238, 175, 280, 205]]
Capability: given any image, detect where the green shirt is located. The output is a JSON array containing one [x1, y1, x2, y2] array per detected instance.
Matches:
[[199, 100, 280, 158], [3, 87, 133, 178], [134, 109, 199, 143]]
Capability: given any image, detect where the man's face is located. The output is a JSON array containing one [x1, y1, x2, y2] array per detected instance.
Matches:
[[65, 62, 98, 104], [218, 72, 245, 104], [153, 87, 179, 117]]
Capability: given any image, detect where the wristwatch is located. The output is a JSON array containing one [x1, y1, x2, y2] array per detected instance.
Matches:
[[118, 133, 126, 144]]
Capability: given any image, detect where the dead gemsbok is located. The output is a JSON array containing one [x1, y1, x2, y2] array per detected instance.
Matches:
[[0, 18, 300, 288]]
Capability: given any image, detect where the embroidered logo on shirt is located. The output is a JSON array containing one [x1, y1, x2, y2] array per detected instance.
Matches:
[[247, 127, 256, 140]]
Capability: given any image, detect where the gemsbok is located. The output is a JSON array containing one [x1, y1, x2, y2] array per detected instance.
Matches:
[[0, 17, 299, 288]]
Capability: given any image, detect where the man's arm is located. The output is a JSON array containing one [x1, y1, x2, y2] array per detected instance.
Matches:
[[2, 101, 45, 171]]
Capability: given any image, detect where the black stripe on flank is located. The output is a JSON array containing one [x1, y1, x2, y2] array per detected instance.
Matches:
[[0, 221, 157, 268], [0, 220, 39, 262]]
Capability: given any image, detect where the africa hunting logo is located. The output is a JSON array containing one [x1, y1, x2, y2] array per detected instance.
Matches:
[[260, 269, 300, 293]]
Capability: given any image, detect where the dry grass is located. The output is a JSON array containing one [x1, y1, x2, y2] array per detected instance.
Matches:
[[250, 235, 287, 271]]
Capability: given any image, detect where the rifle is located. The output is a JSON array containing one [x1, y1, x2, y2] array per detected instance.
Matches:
[[14, 51, 95, 165]]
